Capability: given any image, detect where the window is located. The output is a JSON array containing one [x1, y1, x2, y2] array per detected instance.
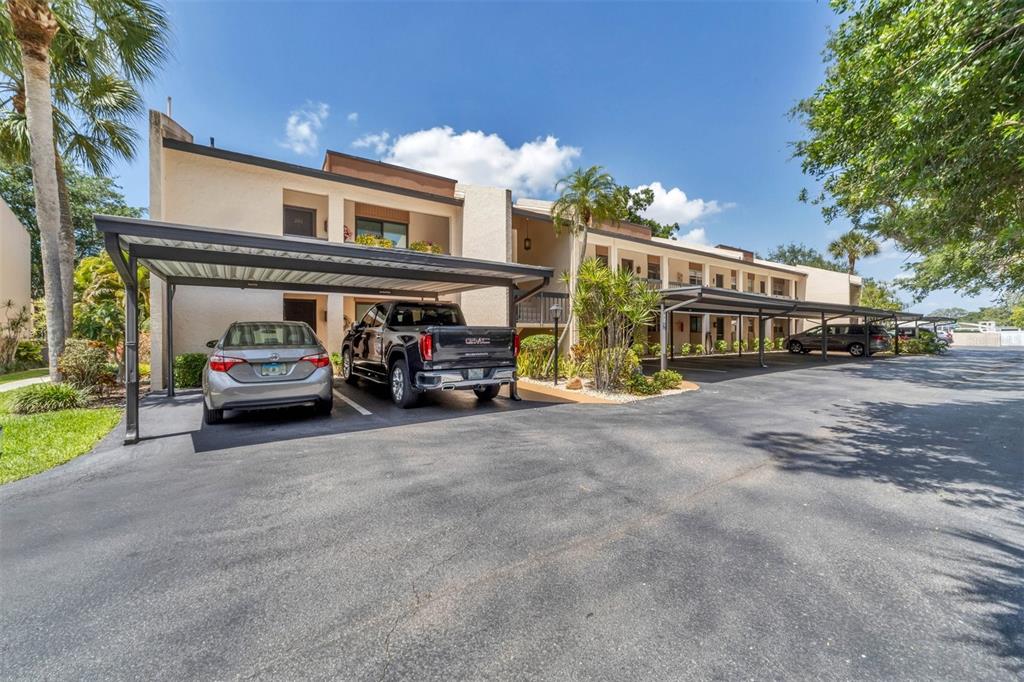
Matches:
[[595, 246, 609, 266], [283, 205, 316, 237], [690, 316, 701, 332], [621, 258, 634, 273], [689, 268, 703, 285], [715, 317, 725, 340], [356, 217, 408, 247], [359, 304, 386, 328], [746, 273, 755, 292], [760, 280, 766, 294], [224, 322, 317, 348], [714, 273, 725, 288], [730, 272, 737, 290], [772, 278, 786, 297], [390, 304, 466, 326]]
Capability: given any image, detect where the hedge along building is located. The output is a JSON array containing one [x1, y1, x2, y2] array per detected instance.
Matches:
[[146, 111, 862, 391]]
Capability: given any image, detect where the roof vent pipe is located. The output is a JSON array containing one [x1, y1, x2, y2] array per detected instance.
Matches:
[[210, 137, 215, 148]]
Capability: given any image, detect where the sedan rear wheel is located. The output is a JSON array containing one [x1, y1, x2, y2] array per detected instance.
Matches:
[[203, 402, 223, 425]]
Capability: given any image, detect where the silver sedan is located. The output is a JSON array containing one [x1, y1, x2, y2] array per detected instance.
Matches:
[[201, 321, 333, 424]]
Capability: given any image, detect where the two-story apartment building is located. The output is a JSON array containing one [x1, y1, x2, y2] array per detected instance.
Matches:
[[146, 111, 861, 390]]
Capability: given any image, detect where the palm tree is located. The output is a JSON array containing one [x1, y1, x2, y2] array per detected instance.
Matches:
[[828, 230, 880, 275], [6, 0, 65, 379], [549, 166, 620, 355], [1, 0, 168, 379]]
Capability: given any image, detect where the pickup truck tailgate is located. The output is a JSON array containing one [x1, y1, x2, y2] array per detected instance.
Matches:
[[430, 327, 515, 366]]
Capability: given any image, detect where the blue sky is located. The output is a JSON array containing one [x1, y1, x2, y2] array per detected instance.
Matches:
[[109, 0, 996, 313]]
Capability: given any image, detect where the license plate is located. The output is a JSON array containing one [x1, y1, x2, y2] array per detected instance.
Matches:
[[260, 362, 287, 377], [467, 368, 485, 380]]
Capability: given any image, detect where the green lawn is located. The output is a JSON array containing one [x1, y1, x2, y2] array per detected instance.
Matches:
[[0, 367, 48, 385], [0, 388, 121, 485]]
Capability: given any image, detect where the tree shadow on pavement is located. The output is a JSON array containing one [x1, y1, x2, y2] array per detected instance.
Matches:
[[749, 397, 1023, 512], [749, 396, 1024, 671]]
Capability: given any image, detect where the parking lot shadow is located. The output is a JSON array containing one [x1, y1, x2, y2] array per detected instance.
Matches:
[[749, 396, 1024, 670], [149, 382, 572, 454], [642, 352, 869, 384]]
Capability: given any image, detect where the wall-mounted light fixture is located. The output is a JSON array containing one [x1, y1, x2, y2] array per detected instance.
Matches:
[[523, 219, 532, 251]]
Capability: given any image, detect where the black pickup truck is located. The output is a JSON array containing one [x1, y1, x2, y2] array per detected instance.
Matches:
[[339, 301, 519, 407]]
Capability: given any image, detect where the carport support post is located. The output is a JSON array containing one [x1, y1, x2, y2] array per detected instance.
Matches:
[[893, 314, 900, 355], [508, 285, 521, 401], [737, 315, 743, 356], [864, 316, 871, 359], [167, 283, 176, 397], [821, 311, 828, 362], [124, 250, 140, 444], [659, 302, 668, 372], [757, 309, 767, 368]]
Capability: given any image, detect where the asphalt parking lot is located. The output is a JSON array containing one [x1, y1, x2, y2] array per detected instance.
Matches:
[[1, 348, 1021, 680]]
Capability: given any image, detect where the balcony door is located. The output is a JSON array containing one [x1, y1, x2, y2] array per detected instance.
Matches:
[[283, 205, 316, 237]]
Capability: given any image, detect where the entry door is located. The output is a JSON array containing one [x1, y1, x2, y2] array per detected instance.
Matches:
[[283, 205, 316, 237], [284, 299, 318, 336]]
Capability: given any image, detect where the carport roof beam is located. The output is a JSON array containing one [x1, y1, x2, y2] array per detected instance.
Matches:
[[658, 285, 923, 322]]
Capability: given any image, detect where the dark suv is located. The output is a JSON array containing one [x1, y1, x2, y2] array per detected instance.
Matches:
[[786, 324, 891, 356], [340, 301, 519, 407]]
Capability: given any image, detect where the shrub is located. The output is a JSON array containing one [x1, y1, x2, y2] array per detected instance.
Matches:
[[15, 340, 44, 367], [714, 340, 729, 354], [1, 301, 31, 370], [353, 234, 394, 248], [58, 339, 113, 389], [517, 333, 556, 379], [679, 343, 691, 356], [409, 240, 443, 254], [648, 342, 662, 358], [624, 372, 660, 395], [330, 352, 342, 372], [10, 383, 89, 414], [775, 337, 786, 351], [691, 343, 704, 355], [901, 330, 944, 355], [630, 342, 648, 358], [652, 369, 683, 390], [174, 353, 208, 388]]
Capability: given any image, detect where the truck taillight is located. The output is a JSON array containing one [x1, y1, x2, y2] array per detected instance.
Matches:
[[209, 354, 246, 372], [419, 332, 433, 361], [514, 332, 521, 357], [300, 352, 331, 368]]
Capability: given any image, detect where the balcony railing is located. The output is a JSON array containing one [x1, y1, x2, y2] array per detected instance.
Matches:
[[516, 291, 569, 325]]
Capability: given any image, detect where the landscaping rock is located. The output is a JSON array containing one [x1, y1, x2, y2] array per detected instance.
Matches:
[[566, 377, 583, 390]]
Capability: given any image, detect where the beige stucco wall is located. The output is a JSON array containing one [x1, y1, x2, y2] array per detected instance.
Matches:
[[456, 184, 511, 326], [149, 131, 462, 389], [0, 197, 32, 330]]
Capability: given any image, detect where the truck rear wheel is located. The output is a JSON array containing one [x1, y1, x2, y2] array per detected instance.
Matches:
[[473, 385, 500, 402], [389, 359, 419, 409]]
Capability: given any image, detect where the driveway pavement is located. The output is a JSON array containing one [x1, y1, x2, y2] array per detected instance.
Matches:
[[2, 348, 1021, 679]]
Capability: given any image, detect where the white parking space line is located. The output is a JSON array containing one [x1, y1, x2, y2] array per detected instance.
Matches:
[[333, 389, 372, 416]]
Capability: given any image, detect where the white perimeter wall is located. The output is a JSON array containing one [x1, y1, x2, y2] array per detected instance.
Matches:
[[0, 198, 31, 327]]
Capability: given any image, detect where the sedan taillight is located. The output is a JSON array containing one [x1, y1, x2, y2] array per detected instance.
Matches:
[[300, 352, 331, 368], [209, 354, 246, 372], [514, 332, 521, 357], [419, 332, 433, 361]]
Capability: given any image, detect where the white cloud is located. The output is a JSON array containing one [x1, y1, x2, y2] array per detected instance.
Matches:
[[278, 101, 329, 155], [352, 131, 391, 154], [635, 181, 727, 226], [353, 126, 580, 195], [676, 227, 709, 245], [346, 112, 359, 123]]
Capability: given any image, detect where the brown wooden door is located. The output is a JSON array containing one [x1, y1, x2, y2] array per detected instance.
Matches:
[[283, 299, 318, 335]]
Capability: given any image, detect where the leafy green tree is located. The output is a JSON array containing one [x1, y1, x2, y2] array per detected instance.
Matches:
[[828, 230, 880, 275], [72, 252, 148, 378], [928, 307, 970, 321], [0, 162, 144, 297], [859, 278, 904, 311], [1, 0, 169, 380], [794, 0, 1024, 297], [612, 184, 678, 238], [764, 242, 844, 272]]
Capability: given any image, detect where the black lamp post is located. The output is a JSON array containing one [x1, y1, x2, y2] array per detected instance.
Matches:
[[550, 302, 563, 385]]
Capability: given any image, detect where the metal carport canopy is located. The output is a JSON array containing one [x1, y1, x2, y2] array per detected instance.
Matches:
[[95, 215, 552, 444], [655, 285, 924, 370]]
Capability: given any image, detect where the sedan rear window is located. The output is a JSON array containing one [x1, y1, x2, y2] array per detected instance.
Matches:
[[391, 305, 465, 326], [223, 323, 318, 348]]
